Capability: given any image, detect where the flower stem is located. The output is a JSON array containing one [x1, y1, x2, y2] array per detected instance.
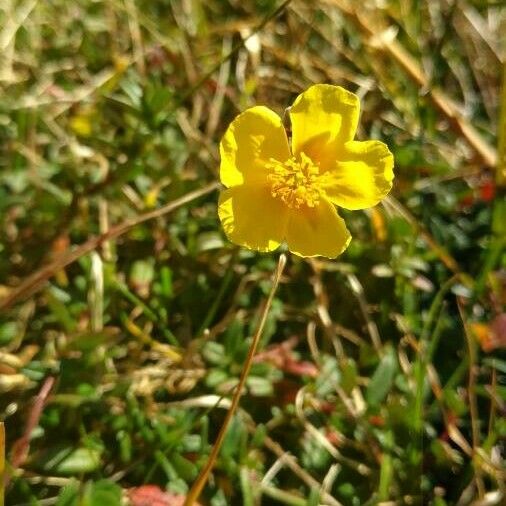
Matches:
[[184, 254, 287, 506]]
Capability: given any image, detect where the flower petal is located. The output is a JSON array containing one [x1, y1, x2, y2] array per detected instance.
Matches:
[[285, 199, 351, 258], [289, 84, 360, 164], [218, 185, 288, 252], [220, 106, 290, 188], [321, 140, 394, 210]]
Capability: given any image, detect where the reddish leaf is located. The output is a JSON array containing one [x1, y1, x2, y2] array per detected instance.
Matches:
[[479, 180, 495, 202], [470, 314, 506, 352], [368, 415, 385, 427], [324, 429, 343, 446], [283, 358, 319, 378], [128, 485, 201, 506], [253, 337, 318, 377]]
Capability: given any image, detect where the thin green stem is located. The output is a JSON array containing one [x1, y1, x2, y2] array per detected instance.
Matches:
[[458, 302, 485, 498], [414, 275, 459, 433], [115, 281, 179, 346], [378, 438, 394, 501], [197, 248, 238, 336]]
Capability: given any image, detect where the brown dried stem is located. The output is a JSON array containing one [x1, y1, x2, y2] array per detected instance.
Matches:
[[184, 254, 287, 506], [325, 0, 498, 169], [4, 376, 55, 488], [0, 182, 219, 312]]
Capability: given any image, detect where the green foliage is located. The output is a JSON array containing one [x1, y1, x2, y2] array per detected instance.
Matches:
[[55, 480, 122, 506], [1, 1, 504, 505], [366, 346, 398, 407]]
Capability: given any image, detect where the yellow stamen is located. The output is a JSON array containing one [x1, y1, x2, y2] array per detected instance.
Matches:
[[267, 153, 321, 209]]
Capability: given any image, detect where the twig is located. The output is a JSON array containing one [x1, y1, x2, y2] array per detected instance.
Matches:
[[325, 0, 498, 169], [168, 395, 344, 505], [309, 260, 344, 358], [184, 254, 287, 505], [262, 436, 344, 506], [0, 182, 219, 311], [347, 273, 382, 353], [4, 377, 55, 488], [294, 388, 371, 476], [260, 484, 306, 506]]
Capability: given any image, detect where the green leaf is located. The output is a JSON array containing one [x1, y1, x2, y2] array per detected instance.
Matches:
[[205, 368, 229, 388], [55, 481, 80, 506], [340, 357, 358, 393], [315, 356, 340, 397], [483, 358, 506, 374], [56, 480, 121, 506], [246, 375, 274, 397], [159, 266, 174, 298], [366, 346, 398, 407], [307, 487, 321, 506], [170, 452, 198, 481], [0, 322, 18, 346], [129, 259, 155, 297], [202, 341, 227, 366], [42, 447, 101, 475], [82, 480, 122, 506], [240, 467, 255, 506]]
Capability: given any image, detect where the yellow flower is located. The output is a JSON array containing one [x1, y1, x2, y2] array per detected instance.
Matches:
[[218, 84, 394, 258]]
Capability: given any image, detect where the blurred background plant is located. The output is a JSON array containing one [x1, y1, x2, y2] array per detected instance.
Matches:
[[0, 0, 505, 505]]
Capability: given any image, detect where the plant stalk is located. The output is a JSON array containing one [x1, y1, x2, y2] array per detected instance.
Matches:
[[184, 254, 287, 505]]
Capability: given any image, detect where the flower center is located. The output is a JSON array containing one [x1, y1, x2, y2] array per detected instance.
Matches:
[[266, 153, 321, 209]]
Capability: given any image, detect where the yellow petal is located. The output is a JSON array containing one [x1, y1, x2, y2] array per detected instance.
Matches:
[[285, 199, 351, 258], [289, 84, 360, 165], [220, 106, 290, 188], [218, 185, 288, 252], [321, 140, 394, 210]]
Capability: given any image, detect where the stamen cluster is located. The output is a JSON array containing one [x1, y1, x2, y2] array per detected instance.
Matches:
[[267, 153, 321, 209]]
